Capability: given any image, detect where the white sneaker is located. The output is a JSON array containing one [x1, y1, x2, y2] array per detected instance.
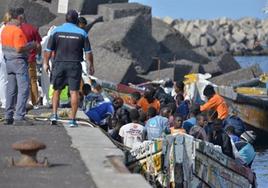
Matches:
[[33, 105, 39, 110]]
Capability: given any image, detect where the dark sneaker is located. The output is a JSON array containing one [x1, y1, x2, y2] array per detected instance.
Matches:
[[50, 114, 58, 125], [4, 118, 14, 125]]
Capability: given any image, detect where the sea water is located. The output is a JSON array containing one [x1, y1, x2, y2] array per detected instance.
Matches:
[[252, 148, 268, 188], [235, 56, 268, 73], [235, 56, 268, 187]]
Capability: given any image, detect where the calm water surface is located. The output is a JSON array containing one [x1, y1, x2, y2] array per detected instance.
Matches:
[[235, 56, 268, 73], [252, 148, 268, 188], [235, 56, 268, 187]]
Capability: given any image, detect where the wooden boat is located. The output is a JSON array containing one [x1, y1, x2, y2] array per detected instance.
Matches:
[[125, 134, 256, 188], [93, 79, 256, 188], [180, 73, 268, 135], [216, 75, 268, 134]]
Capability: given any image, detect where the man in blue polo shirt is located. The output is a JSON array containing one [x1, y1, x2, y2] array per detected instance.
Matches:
[[44, 9, 94, 127]]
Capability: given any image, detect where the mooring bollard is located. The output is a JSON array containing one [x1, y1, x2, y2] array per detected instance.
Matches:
[[10, 138, 49, 167]]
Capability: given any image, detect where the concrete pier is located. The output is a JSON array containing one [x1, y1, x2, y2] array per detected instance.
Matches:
[[0, 111, 151, 188]]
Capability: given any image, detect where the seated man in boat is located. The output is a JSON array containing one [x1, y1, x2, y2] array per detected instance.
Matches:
[[175, 93, 189, 120], [182, 104, 200, 133], [82, 84, 104, 107], [82, 84, 114, 129], [108, 116, 121, 142], [200, 85, 229, 120], [119, 109, 144, 149], [165, 103, 177, 128], [160, 106, 172, 122], [223, 109, 246, 136], [204, 110, 218, 141], [113, 96, 130, 126], [170, 115, 186, 135], [129, 91, 141, 109], [154, 84, 175, 106], [137, 85, 160, 113], [210, 119, 235, 159], [225, 125, 240, 143], [171, 81, 185, 100], [143, 106, 170, 140], [189, 114, 208, 141], [235, 131, 256, 168]]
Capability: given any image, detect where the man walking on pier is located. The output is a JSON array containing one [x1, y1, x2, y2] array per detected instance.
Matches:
[[44, 9, 94, 127]]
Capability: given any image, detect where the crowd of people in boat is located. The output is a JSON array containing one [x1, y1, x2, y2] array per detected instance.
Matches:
[[82, 79, 257, 169]]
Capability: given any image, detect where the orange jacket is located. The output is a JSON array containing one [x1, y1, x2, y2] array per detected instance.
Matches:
[[1, 24, 27, 50], [200, 94, 229, 119], [137, 97, 160, 113]]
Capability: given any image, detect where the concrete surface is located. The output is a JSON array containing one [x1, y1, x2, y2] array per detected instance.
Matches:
[[0, 121, 96, 188], [0, 108, 151, 188], [65, 126, 152, 188], [210, 64, 263, 86]]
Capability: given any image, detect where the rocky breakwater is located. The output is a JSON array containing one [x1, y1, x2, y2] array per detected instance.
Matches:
[[163, 17, 268, 56], [91, 3, 260, 84], [91, 3, 211, 83]]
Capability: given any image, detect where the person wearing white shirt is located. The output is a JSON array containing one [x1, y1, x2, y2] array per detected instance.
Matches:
[[0, 12, 11, 108], [119, 109, 144, 149]]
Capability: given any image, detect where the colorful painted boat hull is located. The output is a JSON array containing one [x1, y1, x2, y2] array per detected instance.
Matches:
[[218, 86, 268, 133], [126, 134, 255, 188]]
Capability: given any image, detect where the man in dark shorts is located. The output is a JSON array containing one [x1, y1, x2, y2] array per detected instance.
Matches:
[[43, 9, 94, 127]]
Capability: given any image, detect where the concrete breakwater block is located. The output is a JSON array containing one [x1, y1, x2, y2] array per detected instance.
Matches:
[[172, 49, 210, 64], [139, 59, 201, 82], [93, 47, 137, 84], [211, 53, 241, 73], [152, 17, 210, 67], [39, 14, 103, 36], [90, 16, 159, 74], [1, 0, 128, 28], [152, 18, 192, 53], [1, 0, 56, 28], [39, 15, 65, 36], [201, 62, 222, 77], [98, 3, 151, 25], [209, 64, 263, 86], [138, 67, 176, 82], [172, 60, 201, 81], [80, 0, 129, 15]]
